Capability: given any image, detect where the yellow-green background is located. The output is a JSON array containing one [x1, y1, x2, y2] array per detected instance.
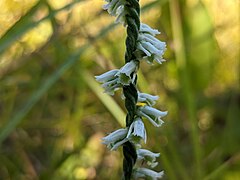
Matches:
[[0, 0, 239, 179]]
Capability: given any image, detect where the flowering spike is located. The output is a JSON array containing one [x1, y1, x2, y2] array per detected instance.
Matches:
[[97, 0, 167, 179]]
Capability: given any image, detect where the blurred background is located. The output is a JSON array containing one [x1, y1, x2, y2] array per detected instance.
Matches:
[[0, 0, 239, 179]]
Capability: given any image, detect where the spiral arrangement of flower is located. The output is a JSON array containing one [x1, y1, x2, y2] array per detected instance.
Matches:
[[95, 0, 167, 179]]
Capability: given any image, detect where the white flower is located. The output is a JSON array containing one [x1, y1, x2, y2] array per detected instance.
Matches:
[[136, 23, 166, 64], [103, 0, 127, 25], [138, 92, 159, 106], [137, 149, 160, 168], [115, 6, 127, 25], [95, 69, 121, 95], [127, 117, 147, 143], [116, 60, 138, 85], [102, 128, 128, 150], [137, 106, 167, 127], [95, 61, 137, 95], [133, 168, 164, 180], [95, 69, 118, 83], [140, 23, 160, 36]]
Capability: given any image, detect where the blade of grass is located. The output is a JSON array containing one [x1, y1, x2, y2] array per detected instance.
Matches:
[[165, 123, 191, 180], [0, 0, 84, 55], [0, 0, 163, 56], [158, 146, 178, 180], [0, 0, 43, 55], [0, 22, 115, 144], [169, 0, 202, 179], [203, 153, 240, 180], [0, 0, 166, 144]]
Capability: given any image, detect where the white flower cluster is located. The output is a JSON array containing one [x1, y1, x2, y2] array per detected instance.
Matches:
[[103, 0, 127, 25], [103, 1, 166, 64], [136, 23, 166, 64], [97, 1, 167, 179]]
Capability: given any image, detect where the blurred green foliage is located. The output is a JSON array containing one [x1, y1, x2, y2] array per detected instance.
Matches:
[[0, 0, 239, 179]]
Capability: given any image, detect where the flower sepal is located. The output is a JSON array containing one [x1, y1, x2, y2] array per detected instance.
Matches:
[[132, 167, 164, 180]]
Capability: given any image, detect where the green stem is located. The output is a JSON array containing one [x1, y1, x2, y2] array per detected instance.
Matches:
[[169, 0, 202, 179], [203, 153, 240, 180]]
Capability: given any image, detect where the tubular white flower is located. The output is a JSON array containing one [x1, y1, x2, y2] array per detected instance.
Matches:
[[102, 128, 128, 150], [95, 69, 121, 95], [140, 23, 160, 36], [136, 23, 166, 64], [118, 60, 138, 77], [133, 168, 164, 180], [137, 106, 167, 127], [137, 149, 160, 168], [103, 0, 127, 25], [116, 60, 138, 85], [127, 117, 147, 144], [115, 5, 127, 26], [95, 69, 119, 83], [95, 61, 137, 95], [138, 92, 159, 106]]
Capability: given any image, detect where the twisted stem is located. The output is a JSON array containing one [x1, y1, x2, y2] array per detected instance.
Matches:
[[122, 0, 140, 179]]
